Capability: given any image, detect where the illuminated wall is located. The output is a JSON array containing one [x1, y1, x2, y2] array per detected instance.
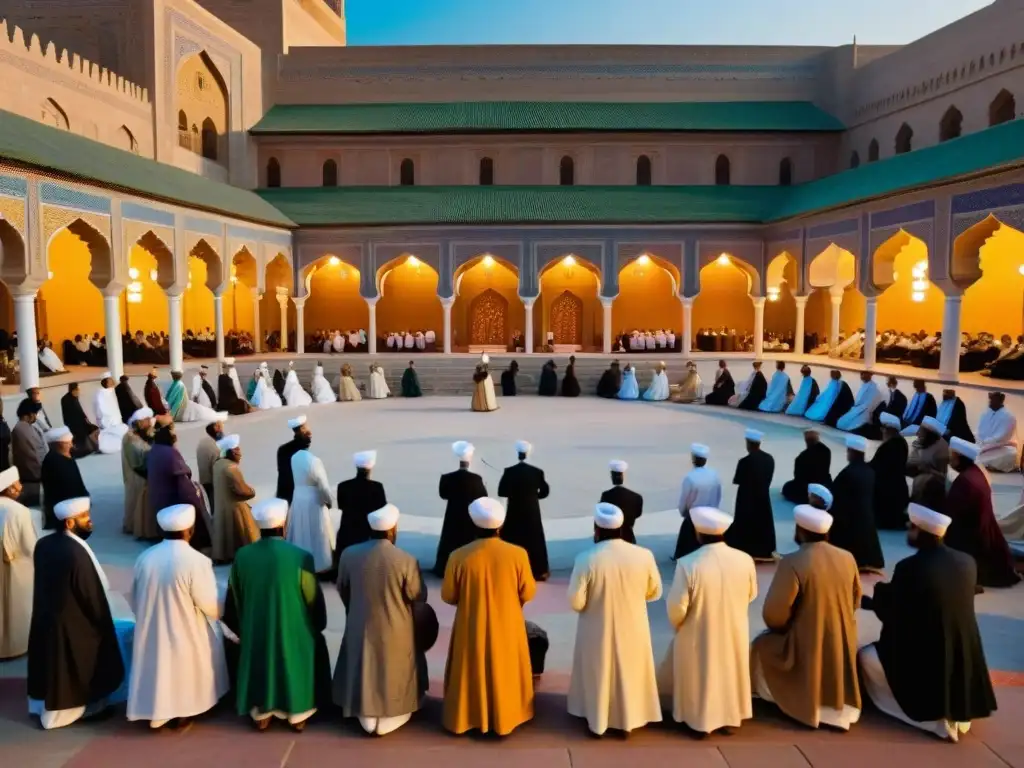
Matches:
[[876, 238, 944, 333], [304, 259, 369, 333], [612, 258, 680, 333], [534, 258, 601, 350], [839, 286, 866, 333], [181, 256, 215, 333], [452, 258, 523, 349], [38, 228, 104, 356], [692, 258, 753, 333], [804, 290, 829, 339], [962, 225, 1024, 336], [260, 255, 296, 336], [377, 258, 443, 334], [223, 278, 255, 334], [0, 282, 12, 333], [120, 244, 168, 336], [763, 257, 797, 337]]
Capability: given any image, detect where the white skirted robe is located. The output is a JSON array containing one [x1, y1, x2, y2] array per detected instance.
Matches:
[[127, 539, 228, 727], [977, 407, 1019, 472], [642, 370, 670, 401], [311, 365, 337, 403], [786, 375, 817, 417], [287, 450, 335, 573], [92, 387, 130, 454], [836, 380, 884, 432], [368, 368, 390, 399], [759, 371, 792, 413], [658, 542, 757, 733], [228, 369, 245, 400], [728, 372, 755, 408], [333, 333, 345, 353], [283, 370, 313, 407], [0, 496, 36, 659], [251, 377, 282, 410], [39, 346, 65, 373], [191, 375, 214, 409], [567, 538, 663, 735]]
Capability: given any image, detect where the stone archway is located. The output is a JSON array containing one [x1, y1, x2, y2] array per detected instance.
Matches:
[[468, 288, 509, 346], [550, 290, 583, 345]]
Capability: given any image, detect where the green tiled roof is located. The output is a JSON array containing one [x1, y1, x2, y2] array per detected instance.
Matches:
[[0, 109, 293, 228], [252, 101, 844, 134]]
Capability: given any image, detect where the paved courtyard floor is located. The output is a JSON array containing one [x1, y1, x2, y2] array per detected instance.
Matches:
[[3, 396, 1024, 766]]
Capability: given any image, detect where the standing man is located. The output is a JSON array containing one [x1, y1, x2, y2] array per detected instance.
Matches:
[[781, 428, 832, 504], [567, 502, 663, 737], [28, 498, 126, 729], [751, 504, 862, 731], [859, 503, 997, 742], [196, 417, 226, 511], [41, 428, 89, 531], [122, 408, 155, 540], [442, 497, 536, 737], [599, 460, 643, 544], [672, 443, 722, 560], [333, 503, 432, 736], [498, 440, 552, 581], [433, 441, 487, 577], [211, 434, 259, 565], [127, 503, 229, 729], [224, 498, 330, 732], [944, 438, 1020, 588], [0, 467, 35, 660], [905, 416, 950, 509], [276, 415, 310, 505], [976, 391, 1019, 472], [288, 436, 335, 576], [829, 435, 884, 573], [871, 412, 910, 530], [12, 399, 45, 507], [659, 506, 757, 736], [725, 429, 776, 562], [335, 450, 388, 559]]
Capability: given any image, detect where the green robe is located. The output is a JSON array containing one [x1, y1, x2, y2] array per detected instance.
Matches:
[[165, 379, 188, 420], [224, 537, 330, 716], [401, 367, 422, 397], [246, 377, 258, 402]]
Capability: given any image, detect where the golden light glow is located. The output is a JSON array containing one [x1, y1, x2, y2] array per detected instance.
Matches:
[[128, 281, 142, 292], [407, 255, 421, 267], [1018, 265, 1024, 276], [637, 254, 651, 266], [128, 267, 139, 280], [482, 255, 495, 268], [149, 269, 159, 282], [912, 291, 926, 302], [717, 254, 730, 266], [47, 271, 53, 280], [126, 293, 143, 304], [912, 279, 928, 291], [767, 287, 780, 302], [230, 276, 238, 284], [562, 255, 576, 267], [328, 256, 340, 267]]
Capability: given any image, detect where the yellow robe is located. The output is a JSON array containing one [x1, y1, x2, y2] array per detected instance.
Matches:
[[441, 537, 536, 735], [0, 497, 36, 659]]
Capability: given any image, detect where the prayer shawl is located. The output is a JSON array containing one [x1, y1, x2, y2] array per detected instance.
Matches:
[[824, 382, 856, 428], [936, 397, 976, 443], [165, 380, 188, 420], [804, 378, 840, 422], [836, 380, 885, 431], [902, 391, 937, 429], [785, 375, 819, 417], [758, 371, 792, 413]]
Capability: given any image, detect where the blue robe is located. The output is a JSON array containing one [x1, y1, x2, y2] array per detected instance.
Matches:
[[805, 379, 840, 422], [617, 369, 639, 400], [758, 371, 792, 413], [786, 375, 819, 417]]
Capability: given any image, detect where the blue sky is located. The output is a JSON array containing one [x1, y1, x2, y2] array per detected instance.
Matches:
[[346, 0, 992, 46]]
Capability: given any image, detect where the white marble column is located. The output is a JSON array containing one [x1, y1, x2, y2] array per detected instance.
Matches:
[[522, 297, 535, 353], [13, 292, 39, 389], [752, 297, 766, 358], [102, 292, 124, 377], [441, 297, 454, 354], [939, 294, 963, 381], [793, 295, 808, 355], [167, 292, 184, 371], [213, 292, 225, 362], [251, 289, 262, 353], [293, 297, 306, 354], [601, 298, 613, 354], [682, 297, 694, 357], [275, 289, 289, 352], [367, 297, 379, 354], [863, 296, 878, 369], [829, 291, 843, 349]]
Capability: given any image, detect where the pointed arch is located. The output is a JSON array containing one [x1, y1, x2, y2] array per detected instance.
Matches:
[[399, 158, 415, 186], [537, 254, 600, 351], [895, 123, 913, 154], [231, 246, 258, 289], [376, 253, 442, 338], [990, 89, 1016, 126], [778, 157, 793, 186], [958, 217, 1024, 337], [868, 139, 880, 162], [175, 51, 229, 165], [301, 254, 368, 334], [764, 251, 799, 338], [715, 155, 731, 185], [189, 239, 224, 293], [41, 98, 69, 130], [261, 252, 296, 342], [808, 244, 857, 291], [119, 125, 138, 154], [322, 159, 338, 187], [939, 106, 963, 142], [201, 117, 218, 160], [612, 252, 680, 334], [559, 155, 575, 186], [266, 157, 281, 188], [693, 253, 757, 342], [874, 230, 943, 334], [0, 219, 27, 286], [636, 155, 652, 186]]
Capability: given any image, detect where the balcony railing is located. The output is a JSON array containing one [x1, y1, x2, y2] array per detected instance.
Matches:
[[178, 130, 198, 152]]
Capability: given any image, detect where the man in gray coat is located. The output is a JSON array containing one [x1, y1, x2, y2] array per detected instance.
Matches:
[[333, 502, 432, 736]]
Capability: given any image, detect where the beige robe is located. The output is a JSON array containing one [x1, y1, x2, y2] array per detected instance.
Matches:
[[658, 541, 757, 732], [751, 541, 863, 729], [211, 458, 259, 564], [122, 431, 157, 540], [196, 435, 220, 490], [0, 496, 36, 658], [567, 539, 663, 735]]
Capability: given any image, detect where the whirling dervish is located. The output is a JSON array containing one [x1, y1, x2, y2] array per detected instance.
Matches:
[[282, 362, 313, 407], [758, 361, 792, 413], [642, 362, 670, 401], [310, 363, 337, 403], [250, 369, 283, 410], [618, 365, 639, 400]]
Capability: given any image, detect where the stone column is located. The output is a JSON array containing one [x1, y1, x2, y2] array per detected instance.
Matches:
[[251, 289, 262, 353], [213, 292, 225, 362], [522, 297, 535, 353], [167, 292, 184, 371], [103, 291, 124, 377], [793, 295, 808, 355], [13, 292, 39, 389], [939, 294, 963, 381], [752, 297, 766, 358], [682, 297, 694, 357], [600, 297, 613, 354], [863, 296, 878, 369], [441, 297, 454, 354], [275, 288, 289, 352], [293, 297, 306, 354], [366, 297, 379, 354], [829, 290, 843, 349]]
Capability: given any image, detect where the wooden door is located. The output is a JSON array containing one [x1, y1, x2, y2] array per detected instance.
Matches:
[[469, 288, 509, 346], [550, 290, 583, 345]]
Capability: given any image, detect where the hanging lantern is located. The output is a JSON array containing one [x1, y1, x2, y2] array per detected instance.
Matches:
[[912, 291, 926, 302]]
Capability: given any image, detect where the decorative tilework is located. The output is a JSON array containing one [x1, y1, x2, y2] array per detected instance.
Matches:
[[122, 202, 175, 228], [184, 216, 223, 237], [951, 183, 1024, 215], [42, 206, 110, 247], [0, 195, 26, 237], [870, 200, 935, 231], [0, 174, 27, 198], [39, 182, 111, 215], [808, 218, 859, 240]]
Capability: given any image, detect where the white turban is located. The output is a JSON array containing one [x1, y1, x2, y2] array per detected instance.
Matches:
[[222, 357, 235, 365], [55, 497, 90, 521], [217, 434, 240, 456], [468, 497, 505, 529], [129, 407, 154, 425], [204, 412, 228, 425], [846, 435, 868, 452], [908, 502, 952, 537], [45, 427, 73, 443], [609, 459, 628, 473], [101, 371, 112, 380], [0, 466, 19, 492], [594, 502, 624, 530], [452, 441, 475, 462], [157, 504, 196, 532], [744, 428, 764, 443], [252, 498, 289, 529], [515, 440, 532, 457], [807, 483, 833, 510], [794, 504, 833, 534], [354, 450, 377, 469], [920, 416, 945, 435], [288, 415, 307, 430], [367, 503, 400, 531], [690, 443, 710, 459], [950, 437, 980, 461], [879, 412, 901, 429], [690, 506, 733, 535]]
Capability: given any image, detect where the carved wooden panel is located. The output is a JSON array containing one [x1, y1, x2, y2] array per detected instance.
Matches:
[[469, 288, 508, 346], [550, 290, 583, 345]]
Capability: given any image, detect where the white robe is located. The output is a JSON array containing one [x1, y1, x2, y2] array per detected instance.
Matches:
[[642, 370, 670, 401], [228, 369, 245, 400], [786, 375, 817, 417], [678, 466, 722, 516], [0, 496, 36, 659], [39, 346, 64, 373], [287, 450, 335, 573], [836, 380, 884, 432], [404, 333, 414, 349], [251, 377, 282, 410], [368, 368, 390, 399], [311, 365, 337, 404], [283, 370, 313, 407], [658, 542, 757, 732], [758, 371, 791, 413], [127, 540, 228, 726], [567, 539, 663, 735], [617, 369, 639, 400], [191, 375, 213, 409], [333, 334, 345, 353], [977, 407, 1019, 472], [91, 386, 129, 454], [728, 372, 755, 408]]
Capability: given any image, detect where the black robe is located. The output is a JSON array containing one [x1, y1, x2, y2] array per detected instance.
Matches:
[[823, 381, 855, 428], [781, 441, 832, 504], [501, 369, 517, 396], [870, 437, 910, 530], [737, 371, 768, 410], [829, 459, 884, 570], [27, 532, 124, 712], [41, 451, 90, 530], [560, 364, 580, 397], [0, 419, 10, 472], [275, 438, 303, 504], [199, 377, 218, 410], [433, 468, 488, 577], [401, 368, 422, 397], [596, 368, 621, 398], [497, 461, 551, 579], [704, 369, 735, 405], [599, 485, 643, 544], [884, 388, 908, 417], [538, 366, 558, 396], [725, 450, 776, 560], [867, 545, 996, 723], [114, 381, 142, 424], [59, 393, 99, 459], [334, 474, 388, 561], [901, 392, 937, 431], [273, 369, 287, 403], [943, 398, 976, 443], [217, 374, 250, 416]]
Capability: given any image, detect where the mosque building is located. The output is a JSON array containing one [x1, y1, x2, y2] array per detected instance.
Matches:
[[1, 0, 1024, 387]]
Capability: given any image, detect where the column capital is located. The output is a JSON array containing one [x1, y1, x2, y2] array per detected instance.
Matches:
[[251, 289, 263, 302], [793, 294, 810, 306], [275, 294, 290, 308], [681, 296, 695, 308], [11, 290, 37, 302], [599, 296, 614, 309], [829, 292, 843, 304], [944, 293, 963, 304], [751, 296, 766, 308], [519, 295, 537, 308], [166, 290, 184, 301], [440, 296, 455, 309], [292, 296, 307, 309], [864, 295, 878, 306], [366, 295, 381, 308], [213, 289, 226, 300]]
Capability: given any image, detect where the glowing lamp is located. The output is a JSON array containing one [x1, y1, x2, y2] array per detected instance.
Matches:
[[717, 254, 730, 266], [328, 256, 340, 267], [126, 293, 143, 304], [915, 260, 928, 272], [47, 271, 53, 280], [893, 271, 899, 281], [149, 269, 158, 282], [1019, 265, 1024, 276], [186, 281, 192, 291], [912, 291, 926, 302], [128, 267, 139, 280], [767, 288, 780, 302], [912, 279, 928, 292], [230, 276, 238, 284], [562, 255, 576, 267], [482, 255, 495, 268], [637, 254, 651, 266], [407, 256, 421, 267], [128, 281, 142, 292]]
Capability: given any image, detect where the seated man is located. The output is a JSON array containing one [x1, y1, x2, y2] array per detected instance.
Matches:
[[976, 391, 1019, 472]]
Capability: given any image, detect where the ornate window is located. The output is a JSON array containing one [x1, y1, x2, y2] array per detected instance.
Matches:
[[990, 89, 1016, 126], [714, 154, 730, 185], [479, 157, 494, 185], [399, 158, 415, 186], [939, 106, 962, 142], [266, 157, 281, 188], [895, 123, 913, 155], [559, 155, 575, 186], [322, 159, 338, 187], [201, 117, 218, 160], [636, 155, 652, 185]]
